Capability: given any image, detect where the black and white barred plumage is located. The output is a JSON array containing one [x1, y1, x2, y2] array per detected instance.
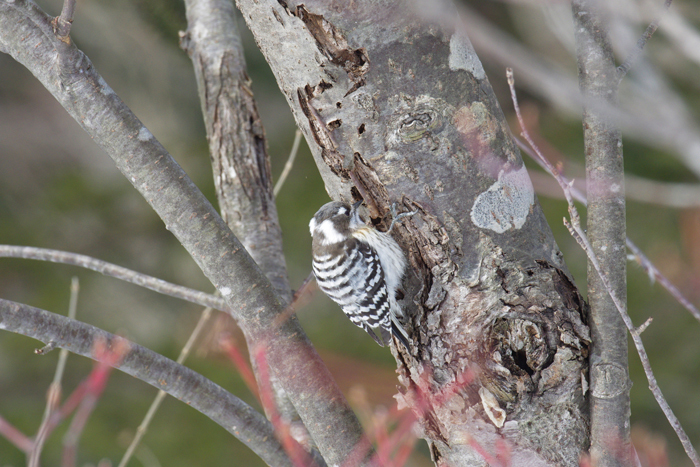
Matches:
[[309, 201, 411, 347]]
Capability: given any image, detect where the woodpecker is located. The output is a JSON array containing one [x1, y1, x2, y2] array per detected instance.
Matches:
[[309, 200, 412, 348]]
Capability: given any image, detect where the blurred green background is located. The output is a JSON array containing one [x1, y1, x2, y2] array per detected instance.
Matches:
[[1, 0, 699, 465]]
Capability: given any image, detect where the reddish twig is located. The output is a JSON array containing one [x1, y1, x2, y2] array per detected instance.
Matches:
[[347, 363, 481, 466], [495, 437, 512, 467], [467, 436, 502, 467], [62, 336, 130, 467], [392, 431, 418, 467], [508, 68, 700, 467], [0, 414, 32, 453], [221, 336, 260, 402], [370, 410, 417, 467], [253, 347, 318, 467], [29, 277, 80, 467]]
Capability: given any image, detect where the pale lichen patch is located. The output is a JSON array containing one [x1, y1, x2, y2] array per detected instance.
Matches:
[[137, 127, 153, 142], [470, 165, 534, 233], [449, 33, 486, 80]]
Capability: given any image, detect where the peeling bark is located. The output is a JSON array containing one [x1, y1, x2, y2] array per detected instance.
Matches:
[[236, 0, 590, 464], [180, 0, 309, 450], [181, 0, 291, 302]]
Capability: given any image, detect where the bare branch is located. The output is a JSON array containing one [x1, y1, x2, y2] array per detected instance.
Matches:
[[617, 0, 673, 81], [0, 298, 294, 467], [181, 0, 292, 303], [274, 129, 303, 197], [572, 4, 632, 463], [53, 0, 76, 41], [29, 277, 80, 467], [0, 245, 229, 313], [180, 0, 310, 447], [563, 212, 700, 467]]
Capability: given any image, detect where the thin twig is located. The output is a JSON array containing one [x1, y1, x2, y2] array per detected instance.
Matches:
[[625, 241, 700, 322], [53, 0, 76, 40], [0, 415, 33, 453], [220, 336, 261, 402], [508, 68, 700, 467], [254, 347, 319, 467], [563, 214, 699, 466], [514, 138, 700, 324], [62, 337, 130, 467], [35, 342, 58, 355], [0, 245, 229, 313], [274, 129, 303, 197], [617, 0, 674, 81], [29, 277, 80, 467], [526, 155, 700, 208], [117, 307, 214, 467]]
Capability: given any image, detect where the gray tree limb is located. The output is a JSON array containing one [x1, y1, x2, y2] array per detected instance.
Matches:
[[181, 0, 291, 304], [0, 245, 229, 312], [0, 298, 293, 467], [572, 1, 632, 466], [180, 0, 303, 442], [0, 1, 367, 464], [235, 0, 590, 464]]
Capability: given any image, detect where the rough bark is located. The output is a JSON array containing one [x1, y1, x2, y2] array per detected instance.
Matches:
[[235, 0, 590, 464], [181, 0, 291, 303], [0, 2, 367, 465], [572, 1, 632, 466], [180, 0, 303, 441]]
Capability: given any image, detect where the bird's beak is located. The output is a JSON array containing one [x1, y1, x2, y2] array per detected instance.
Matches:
[[352, 200, 363, 210]]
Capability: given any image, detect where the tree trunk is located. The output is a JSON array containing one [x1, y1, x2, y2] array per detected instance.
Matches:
[[235, 0, 591, 464]]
